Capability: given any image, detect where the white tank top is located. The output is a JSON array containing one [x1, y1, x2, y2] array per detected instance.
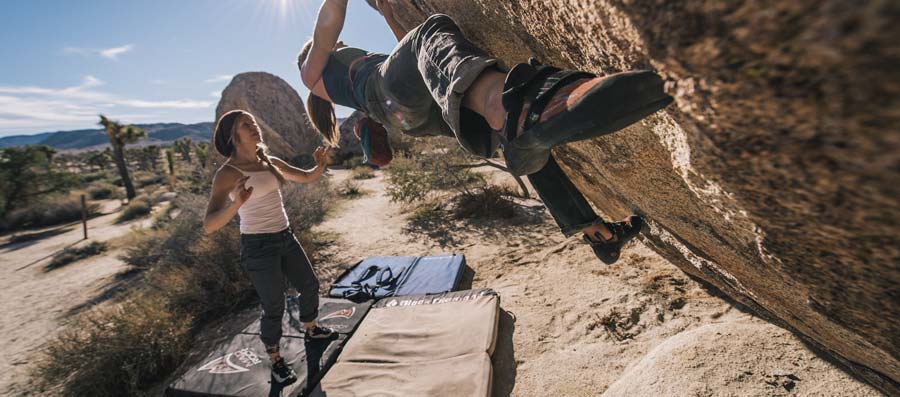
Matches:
[[225, 162, 290, 234]]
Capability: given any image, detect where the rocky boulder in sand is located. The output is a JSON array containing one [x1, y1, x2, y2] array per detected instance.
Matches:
[[212, 72, 321, 167], [371, 0, 899, 393]]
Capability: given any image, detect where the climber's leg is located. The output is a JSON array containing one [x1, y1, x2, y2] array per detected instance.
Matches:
[[398, 14, 673, 175], [528, 154, 644, 264]]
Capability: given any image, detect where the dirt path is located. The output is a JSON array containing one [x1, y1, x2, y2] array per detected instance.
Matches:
[[314, 169, 879, 396], [0, 201, 160, 395]]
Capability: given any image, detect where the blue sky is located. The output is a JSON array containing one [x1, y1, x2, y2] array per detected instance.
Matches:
[[0, 0, 398, 137]]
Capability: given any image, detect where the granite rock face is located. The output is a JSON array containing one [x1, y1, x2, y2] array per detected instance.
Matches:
[[212, 72, 321, 167], [372, 0, 899, 393]]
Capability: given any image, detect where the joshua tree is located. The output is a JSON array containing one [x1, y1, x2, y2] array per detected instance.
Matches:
[[165, 148, 176, 176], [195, 142, 209, 168], [85, 150, 111, 172], [174, 137, 193, 164], [145, 145, 161, 171], [99, 114, 146, 200]]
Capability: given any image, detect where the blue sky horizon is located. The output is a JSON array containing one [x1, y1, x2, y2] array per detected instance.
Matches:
[[0, 0, 398, 137]]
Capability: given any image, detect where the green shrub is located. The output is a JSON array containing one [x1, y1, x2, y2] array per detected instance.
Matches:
[[351, 166, 375, 180], [33, 299, 190, 396], [385, 147, 483, 204], [116, 195, 152, 223], [1, 196, 100, 232], [44, 241, 108, 271], [87, 182, 120, 200]]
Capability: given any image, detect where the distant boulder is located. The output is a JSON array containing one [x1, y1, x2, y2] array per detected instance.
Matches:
[[331, 111, 366, 165], [212, 72, 320, 168]]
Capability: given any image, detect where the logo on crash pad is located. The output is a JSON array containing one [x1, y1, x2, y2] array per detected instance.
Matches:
[[319, 307, 355, 321], [197, 348, 263, 374]]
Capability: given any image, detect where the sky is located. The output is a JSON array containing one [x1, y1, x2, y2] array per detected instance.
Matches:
[[0, 0, 399, 137]]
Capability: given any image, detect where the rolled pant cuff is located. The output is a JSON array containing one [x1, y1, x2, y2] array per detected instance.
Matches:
[[444, 56, 499, 152], [560, 216, 603, 238], [299, 310, 318, 324]]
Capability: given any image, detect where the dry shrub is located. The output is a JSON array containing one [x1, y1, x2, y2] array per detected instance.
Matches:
[[384, 138, 484, 205], [33, 298, 191, 397], [282, 177, 334, 231], [351, 166, 375, 180], [452, 185, 519, 220], [116, 195, 152, 223], [44, 241, 108, 271], [337, 179, 364, 197], [1, 196, 100, 232], [87, 181, 121, 200]]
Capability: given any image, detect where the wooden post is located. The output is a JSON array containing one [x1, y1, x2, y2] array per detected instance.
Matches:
[[81, 194, 88, 240]]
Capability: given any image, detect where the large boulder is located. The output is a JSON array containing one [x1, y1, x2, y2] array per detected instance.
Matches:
[[212, 72, 321, 168], [373, 0, 899, 393]]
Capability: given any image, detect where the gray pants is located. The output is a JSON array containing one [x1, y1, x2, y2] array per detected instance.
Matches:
[[240, 228, 319, 347], [364, 14, 601, 236]]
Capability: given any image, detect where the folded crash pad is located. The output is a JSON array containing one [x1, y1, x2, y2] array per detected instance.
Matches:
[[315, 289, 500, 397], [338, 288, 500, 363], [328, 254, 466, 301], [311, 353, 493, 397], [166, 298, 371, 397]]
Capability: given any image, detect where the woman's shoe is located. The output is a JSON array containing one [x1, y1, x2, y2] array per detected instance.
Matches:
[[271, 356, 298, 386], [583, 215, 645, 265], [501, 59, 673, 176]]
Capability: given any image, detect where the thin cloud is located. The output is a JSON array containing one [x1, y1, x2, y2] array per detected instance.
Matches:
[[205, 75, 233, 83], [0, 76, 212, 134], [62, 44, 134, 60], [210, 91, 221, 98], [100, 44, 133, 60]]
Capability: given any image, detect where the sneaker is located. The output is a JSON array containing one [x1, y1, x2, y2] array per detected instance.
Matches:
[[500, 59, 673, 175], [583, 215, 645, 265], [305, 325, 336, 339], [271, 357, 298, 386]]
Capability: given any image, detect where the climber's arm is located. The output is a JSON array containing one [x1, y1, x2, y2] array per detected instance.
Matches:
[[300, 0, 348, 90], [375, 0, 408, 41]]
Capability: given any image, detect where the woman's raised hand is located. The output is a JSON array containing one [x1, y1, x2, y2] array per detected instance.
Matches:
[[313, 146, 330, 167], [231, 175, 253, 206]]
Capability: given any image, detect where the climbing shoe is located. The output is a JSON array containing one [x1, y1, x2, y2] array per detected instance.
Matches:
[[305, 325, 336, 340], [583, 215, 645, 265], [501, 59, 673, 175], [271, 356, 298, 386]]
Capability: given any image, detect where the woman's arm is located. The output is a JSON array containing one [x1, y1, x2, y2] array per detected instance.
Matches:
[[376, 0, 408, 41], [202, 168, 252, 234], [300, 0, 349, 90], [270, 147, 330, 184]]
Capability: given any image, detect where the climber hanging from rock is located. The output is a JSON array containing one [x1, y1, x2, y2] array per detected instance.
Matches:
[[297, 0, 673, 264]]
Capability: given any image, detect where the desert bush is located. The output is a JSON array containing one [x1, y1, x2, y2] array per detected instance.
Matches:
[[385, 146, 484, 204], [409, 201, 445, 224], [282, 178, 334, 231], [1, 196, 100, 232], [87, 181, 120, 200], [33, 298, 190, 396], [351, 166, 375, 180], [44, 241, 108, 271], [116, 195, 152, 223], [337, 179, 364, 198], [452, 185, 519, 220], [81, 171, 110, 183]]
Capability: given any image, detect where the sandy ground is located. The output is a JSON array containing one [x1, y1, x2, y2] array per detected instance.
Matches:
[[0, 169, 881, 396], [312, 168, 880, 397], [0, 199, 162, 396]]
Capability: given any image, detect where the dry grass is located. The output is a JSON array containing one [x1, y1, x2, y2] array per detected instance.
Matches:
[[1, 195, 101, 232], [33, 180, 337, 396], [351, 166, 375, 180], [44, 241, 108, 271], [116, 195, 152, 223]]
